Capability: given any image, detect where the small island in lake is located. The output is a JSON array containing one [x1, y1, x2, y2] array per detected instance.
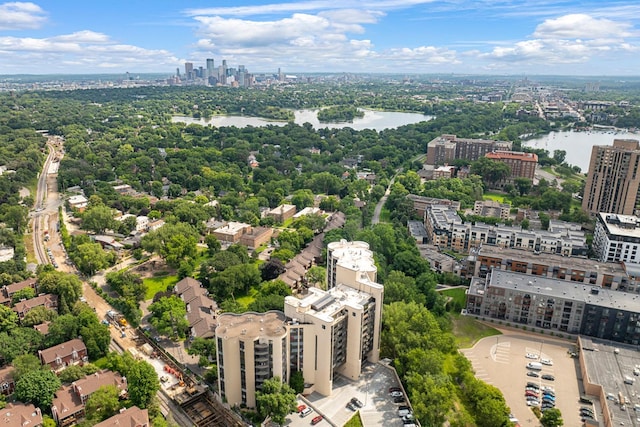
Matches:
[[317, 106, 365, 123]]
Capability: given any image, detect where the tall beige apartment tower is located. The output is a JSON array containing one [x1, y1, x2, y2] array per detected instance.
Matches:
[[215, 240, 383, 408], [583, 139, 640, 215]]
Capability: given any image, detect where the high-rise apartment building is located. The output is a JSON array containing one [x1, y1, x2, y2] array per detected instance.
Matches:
[[206, 58, 214, 78], [582, 139, 640, 215], [215, 240, 383, 408], [485, 150, 538, 181], [426, 134, 513, 165], [184, 62, 194, 80]]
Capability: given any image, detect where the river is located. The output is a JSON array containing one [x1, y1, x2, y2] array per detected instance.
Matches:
[[171, 109, 432, 131], [523, 129, 640, 171]]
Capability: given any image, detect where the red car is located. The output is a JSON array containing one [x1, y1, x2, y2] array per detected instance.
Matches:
[[311, 415, 323, 425], [297, 404, 307, 413]]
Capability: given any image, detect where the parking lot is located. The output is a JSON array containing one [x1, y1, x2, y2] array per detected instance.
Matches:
[[283, 362, 408, 427], [462, 330, 583, 427], [581, 336, 640, 426]]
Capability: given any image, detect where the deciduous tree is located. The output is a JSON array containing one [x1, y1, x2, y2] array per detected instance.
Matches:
[[256, 377, 297, 425], [14, 369, 61, 408]]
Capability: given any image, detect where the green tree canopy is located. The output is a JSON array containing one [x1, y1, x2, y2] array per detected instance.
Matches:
[[12, 354, 44, 381], [541, 408, 564, 427], [14, 369, 61, 409], [84, 385, 123, 423], [141, 222, 198, 269], [37, 270, 83, 314], [256, 377, 298, 425], [148, 295, 189, 339]]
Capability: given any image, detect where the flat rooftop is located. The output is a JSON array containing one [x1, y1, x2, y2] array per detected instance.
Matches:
[[580, 336, 640, 426], [216, 311, 287, 338], [477, 246, 625, 275], [286, 284, 376, 323], [599, 212, 640, 239], [482, 269, 640, 312]]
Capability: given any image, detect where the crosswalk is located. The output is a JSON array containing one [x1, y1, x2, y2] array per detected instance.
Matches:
[[491, 341, 511, 364]]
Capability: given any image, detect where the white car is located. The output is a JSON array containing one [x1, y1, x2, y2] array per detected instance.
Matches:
[[541, 358, 553, 366], [526, 399, 540, 406], [526, 353, 539, 359]]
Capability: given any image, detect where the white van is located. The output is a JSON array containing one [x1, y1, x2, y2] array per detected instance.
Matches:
[[300, 407, 312, 417], [527, 362, 543, 370]]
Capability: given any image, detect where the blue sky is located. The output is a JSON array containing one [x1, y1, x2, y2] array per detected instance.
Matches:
[[1, 0, 640, 75]]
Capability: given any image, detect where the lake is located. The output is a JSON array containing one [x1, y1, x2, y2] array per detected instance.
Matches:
[[171, 109, 432, 131], [523, 129, 640, 172]]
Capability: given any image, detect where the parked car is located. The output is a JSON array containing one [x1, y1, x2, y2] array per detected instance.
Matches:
[[346, 402, 357, 411], [526, 382, 540, 389], [526, 371, 540, 377], [393, 396, 406, 404], [300, 407, 312, 417], [391, 391, 403, 398], [351, 397, 364, 408], [297, 405, 307, 413], [526, 353, 539, 359], [541, 374, 555, 381], [398, 406, 411, 417], [311, 415, 323, 425], [526, 399, 540, 406], [541, 358, 553, 366]]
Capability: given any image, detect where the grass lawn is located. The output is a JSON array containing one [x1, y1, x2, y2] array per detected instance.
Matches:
[[344, 413, 363, 427], [451, 314, 501, 349], [144, 274, 179, 300], [236, 287, 258, 309], [440, 287, 467, 308], [483, 192, 508, 203], [24, 233, 37, 264]]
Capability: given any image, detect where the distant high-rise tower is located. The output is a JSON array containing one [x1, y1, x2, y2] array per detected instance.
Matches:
[[583, 139, 640, 215], [206, 58, 214, 79], [176, 67, 180, 77], [184, 62, 194, 80], [221, 60, 228, 85]]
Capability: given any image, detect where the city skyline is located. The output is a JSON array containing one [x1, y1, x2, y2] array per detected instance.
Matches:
[[1, 1, 640, 75]]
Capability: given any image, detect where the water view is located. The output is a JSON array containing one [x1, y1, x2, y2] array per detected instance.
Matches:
[[171, 108, 432, 131], [523, 129, 640, 171]]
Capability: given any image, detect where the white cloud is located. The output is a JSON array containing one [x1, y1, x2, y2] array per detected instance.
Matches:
[[184, 0, 435, 17], [0, 31, 180, 73], [195, 14, 332, 47], [50, 31, 111, 44], [533, 13, 634, 39], [0, 2, 47, 30]]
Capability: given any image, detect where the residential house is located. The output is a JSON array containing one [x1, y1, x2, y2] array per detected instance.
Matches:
[[0, 366, 15, 396], [175, 277, 218, 339], [0, 403, 43, 427], [51, 370, 127, 426], [147, 219, 165, 232], [135, 216, 149, 233], [93, 235, 124, 251], [0, 277, 37, 306], [13, 294, 58, 320], [38, 338, 87, 371], [68, 195, 88, 211], [94, 406, 149, 427]]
